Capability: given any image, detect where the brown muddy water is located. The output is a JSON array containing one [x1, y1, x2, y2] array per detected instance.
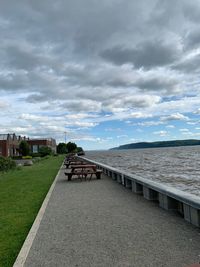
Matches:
[[85, 146, 200, 196]]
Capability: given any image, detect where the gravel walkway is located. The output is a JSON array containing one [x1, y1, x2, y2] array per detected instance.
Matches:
[[24, 165, 200, 267]]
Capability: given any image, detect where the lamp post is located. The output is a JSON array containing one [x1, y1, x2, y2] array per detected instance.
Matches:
[[64, 131, 67, 144]]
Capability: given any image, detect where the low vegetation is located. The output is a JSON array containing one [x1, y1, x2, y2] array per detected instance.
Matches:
[[0, 155, 64, 267], [0, 156, 16, 172]]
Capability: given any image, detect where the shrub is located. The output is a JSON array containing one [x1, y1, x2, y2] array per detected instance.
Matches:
[[30, 153, 42, 157], [76, 147, 82, 152], [0, 156, 16, 172], [32, 157, 41, 163], [22, 156, 32, 159], [23, 160, 33, 166], [39, 146, 53, 157], [12, 155, 22, 160]]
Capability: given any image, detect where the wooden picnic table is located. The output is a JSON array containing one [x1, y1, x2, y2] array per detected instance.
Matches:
[[64, 161, 87, 168], [65, 164, 102, 181]]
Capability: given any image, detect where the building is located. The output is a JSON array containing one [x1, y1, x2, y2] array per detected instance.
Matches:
[[28, 138, 56, 154], [0, 134, 56, 157], [0, 134, 28, 157]]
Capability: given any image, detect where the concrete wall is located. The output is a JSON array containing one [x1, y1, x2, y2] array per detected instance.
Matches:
[[79, 156, 200, 228]]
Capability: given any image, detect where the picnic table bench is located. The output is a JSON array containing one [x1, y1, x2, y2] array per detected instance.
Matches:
[[64, 161, 86, 168], [65, 164, 102, 181], [64, 158, 77, 163]]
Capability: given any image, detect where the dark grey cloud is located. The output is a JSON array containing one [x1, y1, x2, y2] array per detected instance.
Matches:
[[183, 2, 200, 23], [0, 71, 29, 90], [184, 29, 200, 50], [173, 56, 200, 73], [134, 77, 180, 93], [26, 93, 49, 103], [4, 45, 43, 70], [100, 41, 181, 68], [61, 100, 101, 113], [0, 0, 200, 116]]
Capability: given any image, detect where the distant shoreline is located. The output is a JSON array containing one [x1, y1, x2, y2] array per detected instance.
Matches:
[[110, 139, 200, 150]]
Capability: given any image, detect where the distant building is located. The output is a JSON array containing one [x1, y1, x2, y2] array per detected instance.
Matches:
[[27, 138, 56, 154], [0, 134, 56, 157]]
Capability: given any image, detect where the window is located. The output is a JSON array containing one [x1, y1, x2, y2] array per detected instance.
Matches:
[[32, 145, 38, 153]]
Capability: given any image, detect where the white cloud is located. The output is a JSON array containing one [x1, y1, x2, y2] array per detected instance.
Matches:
[[161, 112, 189, 121], [0, 100, 9, 109], [65, 121, 98, 128], [153, 130, 168, 136], [129, 112, 152, 119], [19, 113, 50, 122], [179, 128, 189, 132], [193, 108, 200, 114], [65, 113, 99, 120], [166, 125, 175, 128], [117, 135, 128, 138], [138, 120, 164, 126]]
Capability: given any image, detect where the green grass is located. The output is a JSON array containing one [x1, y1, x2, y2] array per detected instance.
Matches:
[[0, 155, 64, 267]]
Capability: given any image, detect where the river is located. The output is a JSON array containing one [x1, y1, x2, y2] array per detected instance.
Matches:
[[85, 146, 200, 196]]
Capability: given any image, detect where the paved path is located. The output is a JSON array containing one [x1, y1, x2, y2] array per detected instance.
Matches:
[[24, 165, 200, 267]]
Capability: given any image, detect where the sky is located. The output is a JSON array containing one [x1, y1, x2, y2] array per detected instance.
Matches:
[[1, 0, 200, 150]]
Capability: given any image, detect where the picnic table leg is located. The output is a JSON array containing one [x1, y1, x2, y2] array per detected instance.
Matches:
[[68, 174, 72, 181], [96, 172, 101, 179]]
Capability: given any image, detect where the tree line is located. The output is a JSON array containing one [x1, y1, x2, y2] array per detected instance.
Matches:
[[19, 140, 83, 156], [56, 142, 84, 154]]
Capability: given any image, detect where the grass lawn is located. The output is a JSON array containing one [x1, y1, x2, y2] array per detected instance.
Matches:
[[0, 155, 64, 267]]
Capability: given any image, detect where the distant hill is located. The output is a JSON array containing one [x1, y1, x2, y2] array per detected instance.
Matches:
[[110, 139, 200, 150]]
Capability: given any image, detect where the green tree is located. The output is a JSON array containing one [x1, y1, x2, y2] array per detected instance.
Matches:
[[39, 146, 52, 157], [76, 147, 83, 153], [19, 140, 30, 156], [57, 143, 67, 154], [66, 142, 77, 153]]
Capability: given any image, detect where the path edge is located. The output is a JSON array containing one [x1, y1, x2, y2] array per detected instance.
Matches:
[[13, 162, 64, 267]]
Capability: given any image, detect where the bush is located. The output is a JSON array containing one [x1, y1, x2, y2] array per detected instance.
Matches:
[[12, 155, 22, 160], [39, 146, 53, 157], [22, 156, 32, 159], [32, 157, 41, 163], [30, 153, 42, 157], [23, 160, 33, 166], [76, 147, 83, 152], [0, 156, 16, 172]]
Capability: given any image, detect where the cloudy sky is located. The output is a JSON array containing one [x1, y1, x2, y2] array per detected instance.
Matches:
[[1, 0, 200, 150]]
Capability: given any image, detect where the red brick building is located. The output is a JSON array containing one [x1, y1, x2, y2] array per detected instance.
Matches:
[[0, 134, 56, 157], [27, 138, 56, 154], [0, 134, 28, 157]]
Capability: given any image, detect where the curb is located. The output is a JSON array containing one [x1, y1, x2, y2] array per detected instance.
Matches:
[[13, 163, 63, 267]]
